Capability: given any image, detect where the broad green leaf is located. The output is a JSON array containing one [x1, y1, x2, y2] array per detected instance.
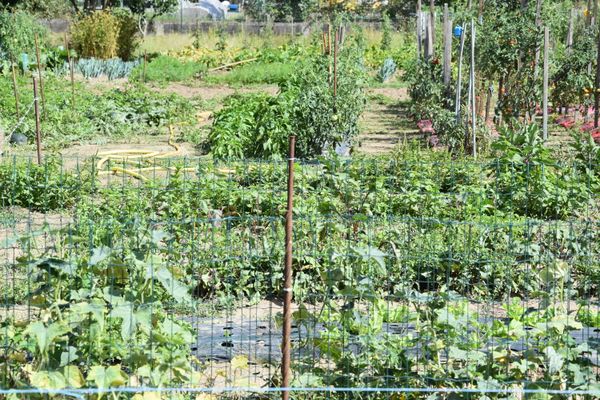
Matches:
[[30, 371, 66, 390], [544, 346, 564, 375], [89, 246, 111, 266], [154, 268, 191, 304], [160, 318, 193, 343], [24, 321, 70, 355], [29, 258, 76, 276], [59, 346, 79, 367], [63, 365, 84, 388], [88, 365, 127, 388]]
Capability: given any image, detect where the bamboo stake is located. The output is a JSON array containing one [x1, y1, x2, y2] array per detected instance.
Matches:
[[333, 29, 338, 97]]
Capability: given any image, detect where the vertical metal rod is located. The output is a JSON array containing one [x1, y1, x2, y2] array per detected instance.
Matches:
[[34, 33, 45, 116], [33, 77, 42, 165], [281, 135, 296, 400], [543, 26, 549, 139], [333, 29, 338, 97], [11, 62, 20, 119], [455, 25, 466, 122], [470, 19, 476, 158], [65, 33, 75, 109]]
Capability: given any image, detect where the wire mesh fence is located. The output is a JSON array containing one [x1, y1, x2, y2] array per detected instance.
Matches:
[[2, 153, 600, 398]]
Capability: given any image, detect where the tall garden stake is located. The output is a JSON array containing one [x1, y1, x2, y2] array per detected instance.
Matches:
[[333, 29, 338, 97], [442, 3, 452, 100], [543, 26, 549, 139], [281, 135, 296, 400], [34, 33, 45, 116], [65, 33, 75, 109], [595, 20, 600, 128], [11, 62, 19, 119], [455, 24, 466, 122], [470, 19, 476, 158], [33, 77, 42, 165]]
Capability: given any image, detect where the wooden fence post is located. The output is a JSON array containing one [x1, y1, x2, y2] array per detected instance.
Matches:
[[34, 33, 45, 116], [443, 3, 452, 93]]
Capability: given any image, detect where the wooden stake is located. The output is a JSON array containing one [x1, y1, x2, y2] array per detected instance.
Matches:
[[417, 0, 422, 59], [143, 51, 147, 83], [442, 3, 452, 91], [33, 77, 42, 165], [470, 20, 476, 158], [34, 33, 45, 116], [11, 62, 20, 119], [543, 26, 549, 140], [429, 0, 435, 57], [65, 33, 75, 109], [566, 8, 575, 55], [594, 19, 600, 128]]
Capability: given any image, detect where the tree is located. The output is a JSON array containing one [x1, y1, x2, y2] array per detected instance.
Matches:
[[123, 0, 177, 35]]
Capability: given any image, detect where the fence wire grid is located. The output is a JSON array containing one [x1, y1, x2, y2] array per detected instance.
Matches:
[[2, 154, 600, 399]]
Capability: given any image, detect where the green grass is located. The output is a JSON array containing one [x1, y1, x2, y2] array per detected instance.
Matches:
[[203, 61, 293, 85], [130, 55, 206, 83]]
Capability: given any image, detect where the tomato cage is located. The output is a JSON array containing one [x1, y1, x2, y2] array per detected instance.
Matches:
[[1, 154, 600, 399]]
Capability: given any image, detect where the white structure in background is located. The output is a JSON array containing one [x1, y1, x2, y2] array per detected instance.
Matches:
[[180, 0, 228, 20]]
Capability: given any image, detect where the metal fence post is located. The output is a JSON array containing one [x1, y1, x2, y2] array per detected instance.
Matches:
[[281, 135, 296, 400]]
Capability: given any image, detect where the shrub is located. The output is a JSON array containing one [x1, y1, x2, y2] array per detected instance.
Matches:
[[0, 10, 47, 63], [113, 8, 140, 61], [71, 11, 119, 59]]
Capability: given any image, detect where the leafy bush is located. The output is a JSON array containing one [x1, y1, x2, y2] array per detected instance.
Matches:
[[0, 10, 47, 63], [113, 8, 140, 61], [130, 55, 206, 83], [209, 34, 366, 159], [71, 11, 119, 59], [0, 158, 83, 211]]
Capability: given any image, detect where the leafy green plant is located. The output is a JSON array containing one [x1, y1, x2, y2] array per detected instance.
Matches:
[[130, 55, 205, 83], [0, 10, 47, 64], [71, 11, 120, 59], [377, 57, 396, 82]]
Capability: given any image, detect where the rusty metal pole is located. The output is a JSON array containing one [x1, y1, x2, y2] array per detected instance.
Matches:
[[33, 77, 42, 165], [11, 62, 20, 119], [281, 135, 295, 400], [34, 33, 45, 116]]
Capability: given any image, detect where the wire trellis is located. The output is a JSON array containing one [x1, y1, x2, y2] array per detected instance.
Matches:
[[1, 153, 600, 399]]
